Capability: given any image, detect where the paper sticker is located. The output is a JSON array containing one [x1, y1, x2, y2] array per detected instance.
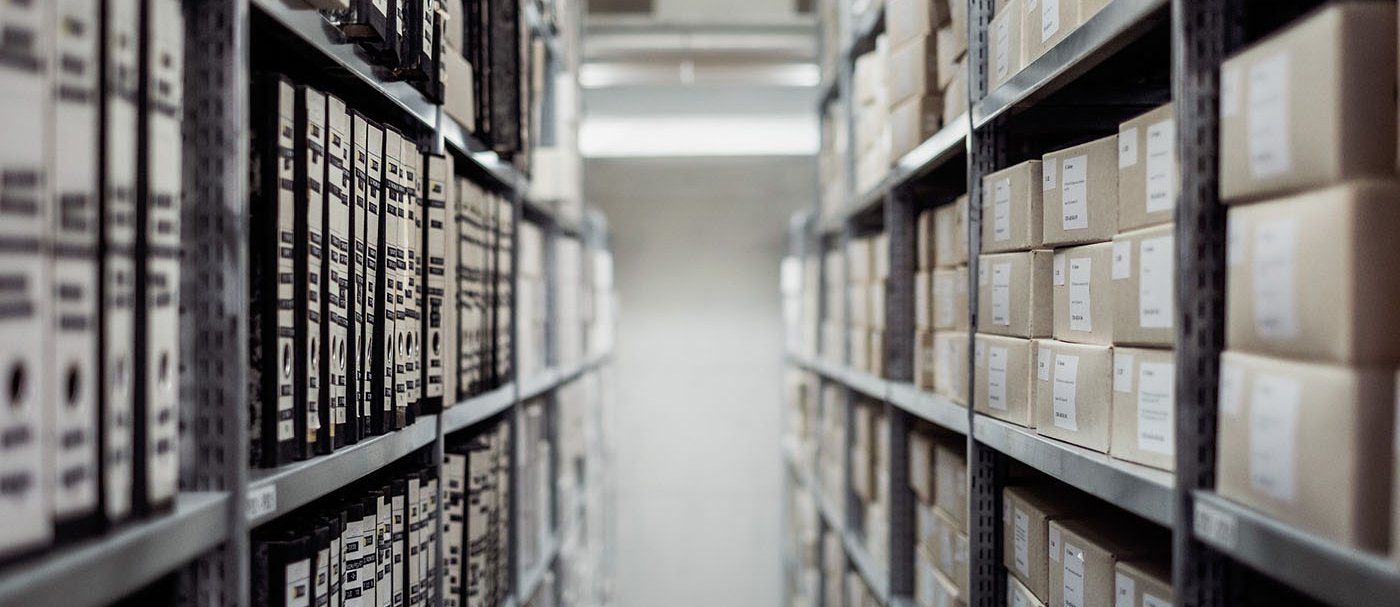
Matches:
[[1194, 499, 1239, 550], [1054, 252, 1066, 285], [1115, 572, 1136, 607], [1146, 119, 1176, 212], [1042, 0, 1061, 42], [992, 262, 1012, 326], [1139, 235, 1174, 329], [286, 558, 312, 607], [1068, 258, 1092, 332], [1012, 588, 1029, 607], [995, 16, 1011, 83], [1044, 157, 1059, 192], [1053, 354, 1080, 431], [1221, 65, 1241, 118], [1061, 155, 1089, 230], [1144, 593, 1172, 607], [1249, 374, 1301, 502], [1227, 214, 1245, 267], [1247, 52, 1292, 178], [1063, 542, 1086, 607], [1119, 126, 1139, 169], [989, 347, 1009, 411], [1219, 360, 1243, 416], [994, 178, 1012, 242], [1038, 345, 1051, 381], [1048, 525, 1062, 561], [1113, 352, 1134, 394], [1112, 240, 1132, 280], [1014, 508, 1030, 575], [1138, 361, 1176, 455], [1252, 218, 1298, 339]]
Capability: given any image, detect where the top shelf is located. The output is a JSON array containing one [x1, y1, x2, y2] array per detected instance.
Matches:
[[822, 114, 969, 235]]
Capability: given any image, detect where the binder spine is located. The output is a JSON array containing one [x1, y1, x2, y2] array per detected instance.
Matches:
[[329, 511, 346, 607], [390, 479, 407, 607], [368, 125, 390, 435], [312, 523, 331, 607], [381, 128, 404, 431], [375, 489, 394, 607], [496, 196, 513, 384], [342, 503, 366, 607], [133, 0, 183, 512], [406, 474, 422, 606], [439, 169, 457, 408], [322, 95, 352, 452], [50, 0, 102, 534], [442, 453, 465, 606], [98, 0, 140, 522], [295, 86, 327, 458], [348, 114, 370, 445], [421, 154, 447, 413], [400, 144, 421, 421]]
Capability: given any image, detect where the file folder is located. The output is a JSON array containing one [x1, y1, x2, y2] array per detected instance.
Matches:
[[294, 85, 327, 458], [322, 94, 352, 453]]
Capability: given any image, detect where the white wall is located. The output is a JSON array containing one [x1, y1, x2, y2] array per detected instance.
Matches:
[[587, 156, 814, 607]]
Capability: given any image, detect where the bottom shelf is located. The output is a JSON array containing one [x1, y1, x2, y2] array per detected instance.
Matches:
[[782, 441, 891, 605]]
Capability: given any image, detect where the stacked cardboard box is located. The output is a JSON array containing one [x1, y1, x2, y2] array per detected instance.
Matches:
[[787, 371, 822, 470], [787, 484, 823, 607], [909, 427, 969, 607], [852, 399, 889, 572], [822, 248, 848, 365], [987, 0, 1116, 91], [1210, 4, 1400, 556], [518, 220, 547, 378], [823, 529, 846, 607], [883, 0, 967, 161], [820, 104, 851, 224], [914, 197, 971, 404], [819, 383, 848, 514], [848, 234, 891, 376], [854, 42, 892, 194]]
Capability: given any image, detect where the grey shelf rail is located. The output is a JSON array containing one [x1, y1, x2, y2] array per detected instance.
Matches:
[[788, 353, 969, 436], [783, 441, 891, 605], [1192, 491, 1400, 607], [0, 492, 230, 607], [519, 352, 613, 402], [441, 383, 519, 434]]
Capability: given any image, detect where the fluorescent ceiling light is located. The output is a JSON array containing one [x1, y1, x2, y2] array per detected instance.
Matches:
[[579, 114, 818, 157], [579, 61, 819, 88]]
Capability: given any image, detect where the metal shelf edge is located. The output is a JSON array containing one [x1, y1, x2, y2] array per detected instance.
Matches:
[[440, 115, 529, 191], [0, 492, 230, 607], [247, 417, 439, 526], [823, 115, 969, 237], [972, 414, 1175, 527], [519, 352, 613, 402], [1192, 491, 1400, 607], [887, 382, 969, 435], [971, 0, 1169, 127], [442, 383, 518, 434]]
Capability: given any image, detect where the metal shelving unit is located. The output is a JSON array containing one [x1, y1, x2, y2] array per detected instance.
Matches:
[[784, 442, 891, 605]]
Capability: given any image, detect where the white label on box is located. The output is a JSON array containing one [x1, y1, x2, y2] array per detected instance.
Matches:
[[1061, 155, 1089, 230], [1112, 240, 1132, 280], [1145, 119, 1176, 212], [995, 16, 1011, 83], [1144, 593, 1172, 607], [992, 262, 1012, 326], [1227, 214, 1245, 267], [1219, 360, 1243, 416], [1069, 258, 1092, 332], [1249, 374, 1301, 502], [1221, 65, 1241, 118], [1013, 588, 1029, 607], [994, 178, 1012, 242], [1119, 126, 1139, 168], [1114, 352, 1134, 394], [1048, 525, 1062, 561], [1013, 508, 1030, 575], [1038, 345, 1051, 381], [286, 558, 312, 607], [1044, 157, 1059, 192], [1041, 0, 1061, 42], [1053, 354, 1080, 431], [1247, 52, 1292, 178], [1054, 252, 1067, 285], [988, 346, 1009, 411], [1138, 361, 1176, 455], [1115, 572, 1136, 607], [1063, 542, 1086, 607], [1139, 235, 1174, 329], [1251, 218, 1298, 339]]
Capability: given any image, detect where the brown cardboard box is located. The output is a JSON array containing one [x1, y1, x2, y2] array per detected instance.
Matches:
[[1048, 519, 1165, 607], [1115, 558, 1174, 607], [1111, 223, 1174, 348], [935, 331, 970, 404], [982, 160, 1044, 253], [934, 441, 968, 529], [850, 285, 871, 328], [1118, 104, 1177, 231], [871, 281, 887, 329], [936, 23, 967, 89], [1009, 575, 1047, 607], [891, 94, 945, 160], [1034, 340, 1113, 453], [1110, 347, 1175, 471], [917, 329, 937, 390], [874, 233, 891, 280], [974, 334, 1036, 427], [918, 209, 937, 270], [933, 266, 969, 331], [852, 328, 870, 370], [943, 59, 970, 125], [1042, 134, 1119, 246], [888, 36, 940, 108], [886, 0, 951, 48], [935, 196, 970, 267], [932, 507, 970, 598], [852, 403, 877, 501], [916, 271, 933, 329], [871, 331, 887, 377], [1052, 242, 1114, 346], [990, 0, 1024, 90], [1003, 484, 1083, 603], [848, 237, 873, 284], [917, 549, 969, 607], [1219, 3, 1396, 203], [978, 250, 1054, 339], [1225, 180, 1400, 365], [1022, 0, 1080, 64], [1217, 350, 1393, 551], [910, 429, 935, 502]]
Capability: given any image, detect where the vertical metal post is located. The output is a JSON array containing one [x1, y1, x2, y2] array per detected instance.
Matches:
[[884, 187, 917, 597]]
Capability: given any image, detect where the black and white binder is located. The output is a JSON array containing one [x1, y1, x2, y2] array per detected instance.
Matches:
[[294, 85, 327, 458], [342, 501, 367, 607], [331, 0, 390, 45], [0, 0, 53, 559], [98, 0, 140, 523], [134, 0, 183, 513], [366, 123, 389, 435], [311, 521, 332, 607], [495, 195, 514, 384], [398, 0, 434, 82], [421, 153, 448, 413], [454, 179, 480, 398], [253, 533, 313, 607], [381, 127, 405, 431], [390, 478, 407, 607], [405, 472, 422, 607], [348, 113, 371, 444], [322, 94, 351, 453], [400, 143, 421, 422], [442, 452, 465, 606], [250, 74, 299, 467], [439, 168, 457, 409], [50, 0, 102, 537], [375, 487, 394, 607], [421, 469, 438, 605]]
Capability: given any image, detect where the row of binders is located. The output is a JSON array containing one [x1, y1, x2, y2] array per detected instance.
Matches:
[[249, 73, 515, 468], [443, 418, 513, 607], [253, 453, 440, 607], [0, 0, 186, 559]]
